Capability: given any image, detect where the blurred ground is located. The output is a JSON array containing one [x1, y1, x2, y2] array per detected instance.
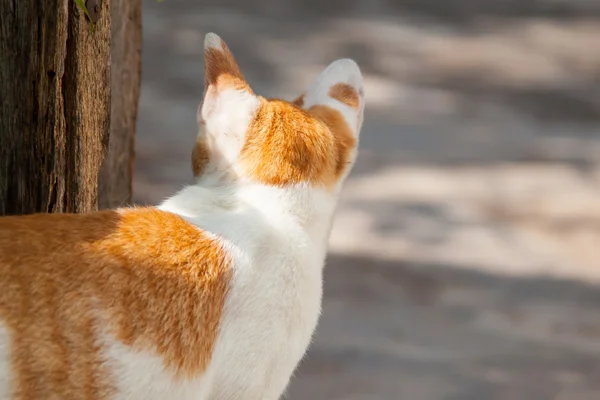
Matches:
[[133, 0, 600, 398]]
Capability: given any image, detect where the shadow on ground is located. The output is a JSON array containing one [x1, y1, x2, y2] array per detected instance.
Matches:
[[288, 253, 600, 400]]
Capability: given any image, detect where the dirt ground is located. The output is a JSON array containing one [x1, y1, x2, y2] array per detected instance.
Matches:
[[133, 0, 600, 398]]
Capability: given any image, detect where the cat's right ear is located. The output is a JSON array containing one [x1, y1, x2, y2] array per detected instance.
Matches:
[[291, 59, 364, 136]]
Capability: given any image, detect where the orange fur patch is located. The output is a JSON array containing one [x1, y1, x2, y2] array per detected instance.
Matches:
[[192, 136, 210, 177], [240, 99, 356, 187], [328, 83, 360, 110], [240, 99, 335, 187], [204, 40, 251, 93], [0, 208, 232, 397], [308, 105, 357, 178]]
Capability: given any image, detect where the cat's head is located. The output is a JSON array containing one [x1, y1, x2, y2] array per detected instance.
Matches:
[[192, 33, 365, 192]]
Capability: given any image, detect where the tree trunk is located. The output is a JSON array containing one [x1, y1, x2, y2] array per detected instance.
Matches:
[[99, 0, 141, 209], [0, 0, 111, 216]]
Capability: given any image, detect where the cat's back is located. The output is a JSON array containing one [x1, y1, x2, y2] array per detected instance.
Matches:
[[0, 208, 232, 399]]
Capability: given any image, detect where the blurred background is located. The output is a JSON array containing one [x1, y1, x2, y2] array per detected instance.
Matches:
[[134, 0, 600, 398]]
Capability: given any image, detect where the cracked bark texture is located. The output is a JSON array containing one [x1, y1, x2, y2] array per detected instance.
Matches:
[[98, 0, 141, 209], [0, 0, 111, 215]]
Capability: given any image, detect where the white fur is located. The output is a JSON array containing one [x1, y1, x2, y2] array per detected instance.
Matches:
[[203, 32, 223, 50], [199, 87, 261, 181], [98, 328, 210, 400], [0, 33, 364, 400], [98, 180, 336, 400], [118, 52, 364, 398], [102, 50, 358, 395]]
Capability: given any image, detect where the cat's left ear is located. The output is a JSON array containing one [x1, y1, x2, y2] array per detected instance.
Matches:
[[197, 33, 260, 132], [192, 33, 261, 178]]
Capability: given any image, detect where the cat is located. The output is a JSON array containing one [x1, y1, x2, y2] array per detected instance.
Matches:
[[0, 32, 365, 400]]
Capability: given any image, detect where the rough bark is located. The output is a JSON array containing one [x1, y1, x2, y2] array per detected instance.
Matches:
[[0, 0, 111, 216], [99, 0, 141, 209]]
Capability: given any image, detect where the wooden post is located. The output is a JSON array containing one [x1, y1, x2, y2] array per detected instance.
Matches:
[[0, 0, 111, 215]]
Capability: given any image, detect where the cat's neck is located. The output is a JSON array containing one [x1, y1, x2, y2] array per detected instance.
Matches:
[[158, 178, 338, 246]]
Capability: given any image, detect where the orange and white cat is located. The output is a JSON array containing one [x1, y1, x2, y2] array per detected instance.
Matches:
[[0, 32, 365, 399]]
